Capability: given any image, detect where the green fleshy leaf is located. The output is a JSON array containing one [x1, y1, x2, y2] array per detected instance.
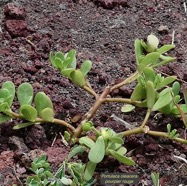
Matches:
[[55, 51, 65, 61], [68, 145, 86, 160], [13, 122, 35, 129], [143, 67, 155, 82], [17, 83, 33, 106], [80, 60, 92, 76], [88, 136, 105, 163], [39, 108, 54, 122], [121, 104, 135, 113], [83, 161, 97, 181], [152, 56, 176, 68], [0, 89, 10, 100], [20, 105, 37, 122], [138, 52, 160, 71], [131, 83, 146, 101], [79, 137, 95, 149], [116, 147, 127, 155], [108, 149, 135, 165], [107, 136, 124, 144], [70, 70, 86, 87], [0, 102, 9, 112], [34, 92, 53, 114], [0, 114, 11, 124], [135, 39, 143, 64], [54, 57, 64, 71], [50, 52, 57, 68], [2, 81, 15, 106], [156, 76, 177, 90], [156, 45, 175, 54], [146, 81, 156, 109], [66, 49, 77, 69], [172, 81, 180, 96], [152, 92, 172, 111], [61, 68, 75, 78]]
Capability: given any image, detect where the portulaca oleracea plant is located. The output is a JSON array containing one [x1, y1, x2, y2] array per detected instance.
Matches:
[[0, 34, 187, 185]]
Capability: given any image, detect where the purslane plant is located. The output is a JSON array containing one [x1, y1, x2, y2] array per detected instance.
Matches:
[[0, 34, 187, 181]]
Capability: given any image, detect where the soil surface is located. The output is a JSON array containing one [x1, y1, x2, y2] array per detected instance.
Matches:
[[0, 0, 187, 185]]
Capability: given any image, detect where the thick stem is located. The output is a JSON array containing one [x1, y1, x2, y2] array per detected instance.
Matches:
[[83, 85, 98, 98], [73, 86, 111, 138], [111, 71, 138, 92], [102, 97, 141, 105], [140, 109, 152, 128]]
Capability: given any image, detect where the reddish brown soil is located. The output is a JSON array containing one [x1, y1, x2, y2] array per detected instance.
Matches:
[[0, 0, 187, 185]]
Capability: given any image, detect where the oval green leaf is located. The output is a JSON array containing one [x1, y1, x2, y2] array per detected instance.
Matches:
[[20, 105, 37, 122], [17, 83, 33, 106], [68, 145, 86, 160], [143, 67, 155, 82], [108, 136, 124, 144], [79, 137, 95, 149], [34, 92, 53, 114], [39, 108, 54, 122], [80, 60, 92, 76], [131, 83, 146, 101], [13, 122, 35, 129], [108, 149, 135, 166], [146, 81, 156, 109], [156, 76, 177, 90], [121, 104, 135, 113], [2, 81, 15, 106], [70, 70, 86, 87], [88, 136, 105, 163], [152, 92, 172, 111], [83, 161, 97, 181]]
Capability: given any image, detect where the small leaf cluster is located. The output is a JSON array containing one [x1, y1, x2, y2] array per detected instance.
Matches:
[[0, 81, 54, 129], [26, 155, 96, 186], [68, 124, 135, 181], [50, 50, 92, 87], [167, 124, 179, 139], [130, 66, 185, 115], [135, 34, 175, 71]]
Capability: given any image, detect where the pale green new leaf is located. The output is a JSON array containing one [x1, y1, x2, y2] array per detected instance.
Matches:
[[80, 60, 92, 76], [79, 137, 95, 149], [17, 83, 33, 106], [121, 104, 135, 113], [88, 136, 105, 163], [55, 51, 65, 61], [116, 147, 127, 155]]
